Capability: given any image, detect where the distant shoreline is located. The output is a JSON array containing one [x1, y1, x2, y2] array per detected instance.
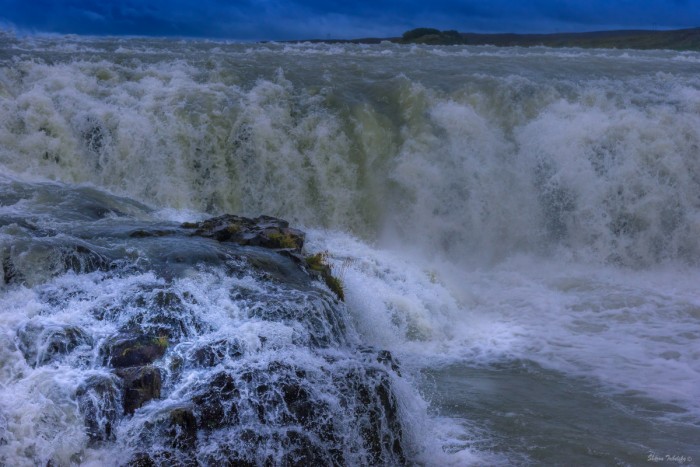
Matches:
[[291, 27, 700, 51]]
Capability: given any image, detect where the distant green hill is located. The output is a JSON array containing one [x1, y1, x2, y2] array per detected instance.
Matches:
[[298, 27, 700, 51], [399, 27, 700, 50]]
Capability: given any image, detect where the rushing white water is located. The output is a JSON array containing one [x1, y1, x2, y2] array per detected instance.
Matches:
[[1, 32, 700, 465]]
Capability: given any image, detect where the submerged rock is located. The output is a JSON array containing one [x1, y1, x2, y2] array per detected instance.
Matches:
[[75, 374, 122, 443], [61, 244, 112, 275], [16, 322, 93, 367], [97, 287, 205, 341], [3, 241, 112, 287], [127, 453, 156, 467], [182, 358, 405, 466]]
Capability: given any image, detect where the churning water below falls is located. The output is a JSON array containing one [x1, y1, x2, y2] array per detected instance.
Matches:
[[0, 33, 700, 466]]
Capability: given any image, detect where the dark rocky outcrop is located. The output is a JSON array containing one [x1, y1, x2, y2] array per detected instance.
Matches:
[[97, 287, 204, 341], [104, 333, 165, 416], [6, 203, 409, 463], [182, 214, 344, 302], [182, 214, 305, 253], [177, 358, 405, 466], [117, 366, 162, 415], [375, 349, 402, 377], [127, 453, 157, 467]]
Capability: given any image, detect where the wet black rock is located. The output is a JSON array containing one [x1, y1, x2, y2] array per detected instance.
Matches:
[[127, 453, 156, 467], [281, 429, 335, 466], [187, 339, 243, 368], [165, 407, 198, 451], [280, 380, 321, 429], [96, 286, 205, 341], [103, 333, 168, 368], [339, 365, 406, 465], [124, 406, 199, 467], [197, 438, 257, 467], [191, 358, 405, 466], [17, 322, 93, 367], [2, 252, 19, 284], [117, 366, 162, 414], [183, 214, 305, 253], [75, 374, 122, 443], [373, 348, 402, 377], [192, 371, 240, 429], [244, 293, 347, 347], [127, 451, 196, 467], [236, 362, 323, 430]]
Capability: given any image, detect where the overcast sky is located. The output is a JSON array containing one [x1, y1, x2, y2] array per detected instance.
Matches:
[[1, 0, 699, 40]]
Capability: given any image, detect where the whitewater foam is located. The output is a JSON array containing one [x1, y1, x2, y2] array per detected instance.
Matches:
[[2, 34, 700, 465]]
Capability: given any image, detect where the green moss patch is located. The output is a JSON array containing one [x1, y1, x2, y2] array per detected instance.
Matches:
[[305, 253, 344, 301], [268, 232, 299, 249]]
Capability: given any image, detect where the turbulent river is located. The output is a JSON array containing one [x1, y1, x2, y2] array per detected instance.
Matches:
[[0, 33, 699, 466]]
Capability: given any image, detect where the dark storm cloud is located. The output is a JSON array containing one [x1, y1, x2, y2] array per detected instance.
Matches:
[[0, 0, 699, 40]]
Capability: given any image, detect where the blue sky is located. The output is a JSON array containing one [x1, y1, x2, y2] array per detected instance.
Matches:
[[1, 0, 699, 40]]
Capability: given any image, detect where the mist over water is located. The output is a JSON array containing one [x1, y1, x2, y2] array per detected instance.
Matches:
[[1, 33, 699, 465], [2, 35, 700, 265]]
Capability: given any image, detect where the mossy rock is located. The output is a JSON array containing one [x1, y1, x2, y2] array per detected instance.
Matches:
[[183, 214, 305, 253], [305, 253, 344, 301], [104, 333, 169, 368], [267, 231, 300, 249]]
